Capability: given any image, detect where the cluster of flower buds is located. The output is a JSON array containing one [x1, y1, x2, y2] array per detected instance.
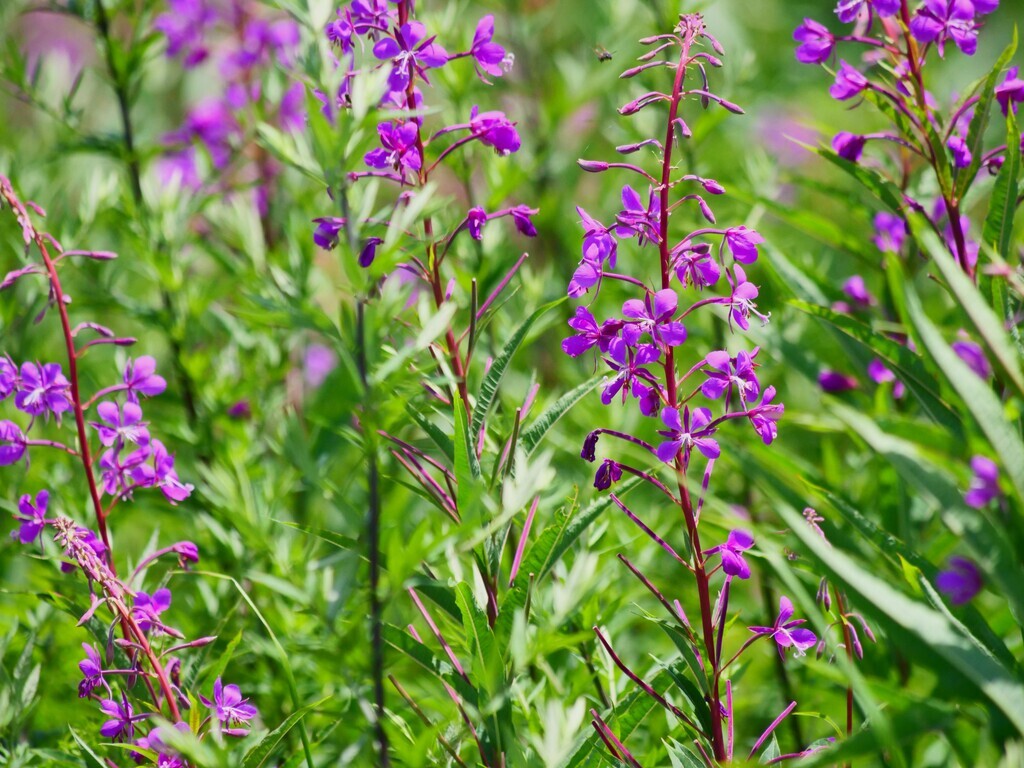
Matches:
[[1, 175, 253, 767], [564, 16, 817, 763], [155, 0, 303, 213], [312, 0, 535, 273]]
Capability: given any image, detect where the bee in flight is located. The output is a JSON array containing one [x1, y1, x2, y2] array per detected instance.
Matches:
[[594, 46, 613, 62]]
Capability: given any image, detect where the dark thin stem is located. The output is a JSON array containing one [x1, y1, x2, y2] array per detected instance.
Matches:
[[358, 300, 390, 767], [833, 587, 855, 762]]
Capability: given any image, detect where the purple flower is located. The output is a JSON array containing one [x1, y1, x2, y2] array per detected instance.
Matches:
[[313, 217, 346, 250], [948, 135, 972, 168], [562, 306, 621, 357], [725, 226, 764, 264], [749, 385, 784, 445], [726, 266, 767, 331], [868, 359, 904, 397], [99, 692, 136, 741], [511, 205, 538, 237], [123, 356, 167, 403], [12, 490, 49, 545], [835, 0, 900, 22], [842, 275, 875, 307], [201, 678, 258, 736], [179, 99, 237, 169], [0, 420, 27, 465], [568, 208, 616, 297], [749, 596, 817, 658], [373, 21, 448, 93], [0, 355, 16, 400], [673, 242, 721, 288], [615, 185, 660, 245], [469, 107, 520, 155], [365, 121, 422, 178], [78, 643, 105, 698], [996, 67, 1024, 116], [15, 362, 71, 416], [100, 445, 150, 498], [91, 401, 150, 449], [951, 338, 991, 379], [794, 18, 835, 64], [910, 0, 979, 56], [359, 237, 384, 268], [467, 207, 487, 239], [131, 440, 194, 504], [154, 0, 217, 67], [833, 131, 867, 162], [936, 556, 982, 605], [656, 406, 720, 464], [818, 370, 858, 392], [621, 289, 687, 348], [964, 455, 999, 507], [701, 350, 760, 402], [350, 0, 395, 35], [469, 15, 509, 81], [133, 588, 172, 633], [601, 340, 660, 414], [830, 61, 868, 101], [705, 529, 755, 579], [594, 459, 622, 491], [873, 212, 907, 252], [304, 344, 338, 388]]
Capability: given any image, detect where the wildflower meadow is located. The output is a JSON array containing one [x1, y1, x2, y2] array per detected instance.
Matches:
[[1, 0, 1023, 765]]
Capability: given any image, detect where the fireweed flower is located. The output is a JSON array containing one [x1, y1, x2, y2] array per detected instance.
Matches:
[[365, 120, 423, 177], [951, 338, 991, 379], [910, 0, 986, 57], [936, 556, 983, 604], [964, 455, 1000, 508], [78, 644, 105, 698], [996, 67, 1024, 115], [615, 185, 660, 245], [372, 21, 448, 93], [468, 107, 521, 155], [794, 18, 835, 64], [835, 0, 901, 23], [655, 406, 721, 465], [819, 370, 859, 392], [830, 60, 869, 100], [873, 211, 907, 252], [749, 385, 784, 445], [832, 131, 867, 162], [621, 289, 687, 347], [153, 0, 218, 67], [594, 459, 623, 491], [12, 490, 49, 544], [201, 678, 258, 736], [705, 530, 755, 579], [304, 344, 339, 388], [725, 225, 764, 264], [0, 355, 16, 400], [842, 275, 875, 307], [313, 217, 346, 250], [466, 15, 512, 82], [749, 597, 818, 658], [133, 588, 173, 633], [91, 401, 150, 448], [701, 350, 760, 402], [123, 356, 167, 403], [15, 362, 71, 417], [99, 693, 138, 741], [562, 306, 621, 357]]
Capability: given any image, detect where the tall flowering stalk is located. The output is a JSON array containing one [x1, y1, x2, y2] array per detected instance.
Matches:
[[310, 2, 531, 764], [0, 176, 255, 767], [566, 15, 817, 763]]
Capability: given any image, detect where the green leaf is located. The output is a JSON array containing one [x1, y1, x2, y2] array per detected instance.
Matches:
[[470, 297, 564, 439], [406, 404, 454, 462], [982, 111, 1021, 258], [452, 393, 483, 522], [241, 697, 331, 768], [790, 299, 962, 435], [382, 623, 479, 707], [758, 735, 781, 764], [802, 142, 904, 212], [957, 29, 1018, 199], [520, 374, 603, 457], [777, 501, 1024, 737], [521, 477, 640, 583], [68, 726, 107, 768], [888, 260, 1024, 505], [909, 216, 1024, 400]]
